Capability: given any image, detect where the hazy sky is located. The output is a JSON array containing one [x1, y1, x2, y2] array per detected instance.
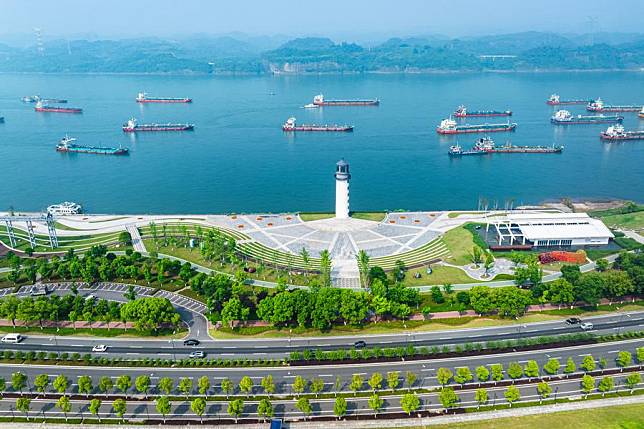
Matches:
[[1, 0, 643, 40]]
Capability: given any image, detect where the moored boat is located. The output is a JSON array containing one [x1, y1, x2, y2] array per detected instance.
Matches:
[[122, 118, 194, 132], [56, 136, 129, 155], [282, 117, 353, 132], [454, 105, 512, 117], [600, 124, 644, 141], [35, 101, 82, 113], [587, 98, 642, 112], [449, 137, 563, 156], [312, 94, 379, 106], [546, 94, 591, 105], [22, 95, 67, 103], [437, 118, 517, 134], [135, 92, 192, 103], [550, 110, 623, 125]]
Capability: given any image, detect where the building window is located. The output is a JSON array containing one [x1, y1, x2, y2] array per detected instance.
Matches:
[[537, 240, 548, 246]]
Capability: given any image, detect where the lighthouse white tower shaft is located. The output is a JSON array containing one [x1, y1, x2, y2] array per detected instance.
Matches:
[[335, 159, 350, 219]]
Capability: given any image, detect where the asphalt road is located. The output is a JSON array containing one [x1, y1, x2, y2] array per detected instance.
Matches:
[[1, 311, 641, 360]]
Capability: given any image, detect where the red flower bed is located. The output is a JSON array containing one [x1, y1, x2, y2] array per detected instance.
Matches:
[[539, 250, 587, 264]]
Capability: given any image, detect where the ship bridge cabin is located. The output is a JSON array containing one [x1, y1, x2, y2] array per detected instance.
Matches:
[[486, 212, 613, 249]]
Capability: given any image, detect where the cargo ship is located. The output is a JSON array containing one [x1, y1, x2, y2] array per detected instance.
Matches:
[[449, 137, 563, 156], [22, 95, 68, 103], [135, 92, 192, 103], [586, 98, 642, 113], [122, 118, 194, 132], [600, 124, 644, 141], [550, 110, 623, 125], [35, 101, 82, 113], [312, 94, 379, 106], [436, 118, 517, 134], [282, 117, 353, 132], [546, 94, 591, 105], [56, 136, 129, 155], [454, 105, 512, 117]]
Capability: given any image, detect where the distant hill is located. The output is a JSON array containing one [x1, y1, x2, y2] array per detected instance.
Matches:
[[0, 32, 643, 74]]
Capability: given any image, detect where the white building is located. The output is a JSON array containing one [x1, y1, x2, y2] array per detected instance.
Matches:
[[488, 212, 614, 248], [335, 159, 350, 218]]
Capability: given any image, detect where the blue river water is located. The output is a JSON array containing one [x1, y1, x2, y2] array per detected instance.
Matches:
[[0, 72, 643, 214]]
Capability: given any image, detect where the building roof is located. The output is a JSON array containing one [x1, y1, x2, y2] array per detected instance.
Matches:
[[504, 212, 614, 240]]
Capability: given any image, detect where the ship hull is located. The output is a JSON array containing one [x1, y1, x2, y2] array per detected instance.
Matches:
[[588, 106, 642, 112], [136, 98, 192, 103], [450, 147, 562, 156], [35, 107, 82, 113], [57, 146, 128, 155], [283, 125, 353, 132], [454, 112, 512, 117], [547, 100, 588, 105], [551, 118, 623, 125], [600, 133, 644, 141], [123, 125, 194, 132], [313, 100, 379, 106], [437, 125, 516, 134]]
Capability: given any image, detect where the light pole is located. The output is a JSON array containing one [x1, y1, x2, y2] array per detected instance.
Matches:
[[169, 339, 176, 362]]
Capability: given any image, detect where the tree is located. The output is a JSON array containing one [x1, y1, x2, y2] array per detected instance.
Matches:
[[581, 374, 595, 397], [11, 372, 27, 393], [401, 392, 421, 415], [350, 374, 363, 395], [118, 231, 132, 246], [581, 355, 596, 372], [537, 381, 552, 403], [564, 357, 576, 375], [405, 371, 417, 390], [89, 398, 102, 422], [191, 397, 207, 423], [495, 287, 531, 318], [239, 376, 254, 397], [368, 372, 383, 392], [469, 246, 483, 266], [198, 376, 211, 395], [295, 397, 312, 420], [438, 387, 458, 410], [469, 286, 496, 314], [490, 364, 504, 383], [78, 375, 93, 397], [135, 375, 151, 398], [436, 367, 453, 386], [221, 378, 234, 398], [574, 273, 604, 305], [221, 297, 250, 328], [158, 377, 173, 395], [548, 279, 575, 307], [257, 398, 274, 421], [476, 366, 490, 383], [561, 264, 582, 285], [116, 375, 132, 395], [625, 373, 641, 393], [112, 398, 127, 422], [386, 371, 400, 390], [483, 252, 495, 276], [595, 258, 609, 272], [98, 376, 113, 395], [56, 395, 72, 421], [507, 362, 523, 380], [475, 388, 488, 408], [34, 374, 50, 394], [368, 394, 384, 417], [544, 358, 561, 375], [504, 385, 521, 406], [16, 397, 30, 420], [178, 377, 193, 398], [356, 249, 370, 288], [260, 375, 275, 396], [292, 375, 308, 396], [334, 397, 347, 419], [311, 378, 325, 397], [319, 249, 332, 287], [454, 367, 473, 385], [637, 347, 644, 365], [524, 360, 540, 379], [156, 396, 171, 423], [598, 376, 614, 396], [616, 351, 632, 370]]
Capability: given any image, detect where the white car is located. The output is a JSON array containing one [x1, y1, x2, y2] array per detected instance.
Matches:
[[92, 344, 108, 352], [580, 322, 594, 330]]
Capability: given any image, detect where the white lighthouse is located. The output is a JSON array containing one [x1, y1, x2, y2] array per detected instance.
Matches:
[[335, 159, 350, 218]]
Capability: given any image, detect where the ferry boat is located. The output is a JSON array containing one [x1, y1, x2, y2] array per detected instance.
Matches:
[[449, 137, 563, 156], [600, 124, 644, 141], [454, 105, 512, 117], [135, 92, 192, 103], [122, 118, 194, 132], [56, 136, 129, 155], [312, 94, 379, 106], [546, 94, 591, 105], [282, 117, 353, 132], [586, 98, 643, 112], [436, 118, 517, 134], [550, 110, 623, 125], [47, 201, 82, 215], [35, 101, 82, 113], [22, 95, 67, 103]]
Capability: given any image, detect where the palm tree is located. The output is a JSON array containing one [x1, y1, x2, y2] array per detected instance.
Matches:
[[320, 250, 332, 287], [356, 250, 370, 288], [300, 247, 310, 277]]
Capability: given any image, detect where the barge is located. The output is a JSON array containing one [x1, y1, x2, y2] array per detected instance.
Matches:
[[35, 101, 82, 113], [437, 118, 517, 134], [546, 94, 591, 105], [449, 137, 563, 156], [122, 118, 194, 132], [587, 98, 642, 112], [56, 136, 129, 155], [312, 94, 379, 106], [550, 110, 623, 125], [454, 105, 512, 117], [136, 92, 192, 103], [282, 117, 353, 132], [22, 95, 68, 103]]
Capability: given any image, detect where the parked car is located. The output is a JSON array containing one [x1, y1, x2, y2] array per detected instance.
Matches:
[[189, 351, 205, 358], [30, 286, 48, 296], [566, 317, 581, 325], [353, 340, 367, 349], [183, 339, 200, 346], [92, 344, 108, 352], [580, 322, 594, 330], [1, 333, 24, 343]]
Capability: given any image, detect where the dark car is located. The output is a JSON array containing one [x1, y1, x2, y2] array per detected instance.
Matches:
[[565, 317, 581, 325], [183, 339, 200, 346], [354, 340, 367, 349]]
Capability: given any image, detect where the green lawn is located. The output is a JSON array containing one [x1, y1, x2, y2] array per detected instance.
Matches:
[[442, 226, 477, 265], [351, 211, 386, 222], [397, 403, 644, 429], [404, 265, 478, 285], [600, 211, 644, 231], [299, 212, 335, 221]]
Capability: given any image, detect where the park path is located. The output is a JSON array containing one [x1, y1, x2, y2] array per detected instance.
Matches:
[[126, 224, 147, 253]]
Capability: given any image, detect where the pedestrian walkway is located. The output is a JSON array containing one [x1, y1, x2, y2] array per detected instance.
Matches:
[[126, 224, 146, 253]]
